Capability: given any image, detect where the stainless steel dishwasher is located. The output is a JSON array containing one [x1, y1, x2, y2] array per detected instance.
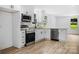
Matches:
[[51, 29, 59, 41]]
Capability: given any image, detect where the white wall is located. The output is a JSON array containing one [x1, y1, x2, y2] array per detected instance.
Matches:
[[56, 16, 79, 34], [46, 14, 56, 28], [56, 16, 68, 28], [0, 11, 12, 50]]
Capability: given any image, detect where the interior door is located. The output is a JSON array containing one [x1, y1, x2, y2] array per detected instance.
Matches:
[[0, 12, 12, 50]]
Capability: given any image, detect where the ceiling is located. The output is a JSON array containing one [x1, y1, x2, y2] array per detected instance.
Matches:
[[23, 5, 79, 16]]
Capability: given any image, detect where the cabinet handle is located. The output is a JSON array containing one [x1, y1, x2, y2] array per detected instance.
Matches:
[[22, 42, 24, 43], [41, 32, 42, 34], [22, 36, 24, 38], [11, 5, 14, 8], [22, 32, 25, 33]]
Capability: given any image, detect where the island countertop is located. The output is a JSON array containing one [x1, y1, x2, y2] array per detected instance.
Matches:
[[35, 27, 68, 30]]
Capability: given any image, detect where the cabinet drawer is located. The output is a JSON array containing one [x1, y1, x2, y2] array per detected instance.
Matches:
[[21, 30, 25, 33], [21, 38, 25, 40], [21, 35, 25, 38]]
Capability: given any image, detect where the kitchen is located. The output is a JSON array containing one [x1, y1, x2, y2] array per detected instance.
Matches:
[[0, 5, 79, 54]]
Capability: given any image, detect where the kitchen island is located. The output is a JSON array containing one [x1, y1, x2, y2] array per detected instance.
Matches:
[[35, 28, 67, 42]]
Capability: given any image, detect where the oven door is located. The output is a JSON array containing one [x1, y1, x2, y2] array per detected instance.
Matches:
[[26, 32, 35, 44]]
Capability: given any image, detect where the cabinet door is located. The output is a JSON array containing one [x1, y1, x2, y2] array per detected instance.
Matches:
[[12, 5, 21, 12], [35, 29, 43, 42], [34, 9, 45, 23], [44, 29, 50, 40], [40, 30, 44, 39], [21, 31, 25, 46], [59, 29, 67, 41]]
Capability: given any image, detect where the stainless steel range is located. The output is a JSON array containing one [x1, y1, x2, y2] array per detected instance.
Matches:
[[21, 25, 35, 46], [25, 28, 35, 46]]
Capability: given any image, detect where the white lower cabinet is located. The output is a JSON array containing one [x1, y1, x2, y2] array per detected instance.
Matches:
[[59, 29, 67, 42], [35, 28, 67, 42], [35, 29, 50, 42], [44, 29, 50, 40], [35, 29, 43, 42], [20, 30, 26, 47]]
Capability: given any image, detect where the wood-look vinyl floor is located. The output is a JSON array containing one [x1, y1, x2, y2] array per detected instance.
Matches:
[[0, 35, 79, 54]]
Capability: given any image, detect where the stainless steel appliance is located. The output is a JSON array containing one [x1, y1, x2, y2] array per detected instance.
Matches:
[[51, 29, 59, 41], [25, 28, 35, 46], [21, 14, 31, 22]]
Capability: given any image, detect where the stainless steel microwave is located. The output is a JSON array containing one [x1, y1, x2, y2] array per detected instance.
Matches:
[[21, 14, 31, 22]]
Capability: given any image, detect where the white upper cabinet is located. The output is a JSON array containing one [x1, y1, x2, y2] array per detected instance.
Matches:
[[21, 6, 34, 17], [34, 9, 45, 23], [11, 5, 22, 12]]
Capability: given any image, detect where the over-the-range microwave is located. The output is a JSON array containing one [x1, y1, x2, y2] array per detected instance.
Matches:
[[21, 14, 31, 22]]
